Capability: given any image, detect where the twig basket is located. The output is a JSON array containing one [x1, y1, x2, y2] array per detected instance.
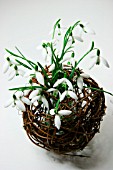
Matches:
[[23, 69, 106, 154]]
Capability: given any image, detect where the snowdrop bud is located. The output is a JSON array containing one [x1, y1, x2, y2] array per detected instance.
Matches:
[[50, 109, 55, 115], [29, 89, 40, 99], [77, 76, 83, 90], [3, 62, 10, 73], [36, 72, 44, 86], [49, 63, 55, 72], [15, 100, 26, 111], [21, 96, 32, 105], [55, 115, 61, 130], [58, 110, 72, 116]]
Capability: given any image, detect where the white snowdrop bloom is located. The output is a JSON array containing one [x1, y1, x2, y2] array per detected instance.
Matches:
[[31, 95, 41, 103], [74, 35, 83, 42], [7, 65, 25, 81], [48, 63, 55, 72], [58, 110, 72, 116], [55, 115, 61, 130], [15, 100, 26, 112], [23, 90, 31, 96], [41, 96, 49, 109], [47, 88, 61, 97], [31, 94, 49, 109], [80, 22, 95, 35], [90, 55, 110, 69], [53, 78, 73, 90], [21, 96, 32, 105], [3, 53, 19, 73], [50, 109, 72, 129], [29, 89, 41, 99], [76, 73, 90, 90], [60, 90, 77, 102], [36, 72, 44, 86]]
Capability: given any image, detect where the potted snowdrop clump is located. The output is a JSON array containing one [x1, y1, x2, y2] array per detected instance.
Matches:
[[3, 19, 112, 155]]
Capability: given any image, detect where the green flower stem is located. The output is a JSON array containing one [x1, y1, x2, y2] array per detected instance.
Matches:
[[84, 86, 113, 96]]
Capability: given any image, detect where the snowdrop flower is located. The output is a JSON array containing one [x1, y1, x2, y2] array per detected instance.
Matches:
[[60, 90, 77, 102], [50, 109, 72, 130], [3, 53, 18, 73], [29, 89, 49, 109], [24, 69, 45, 86], [53, 78, 73, 90], [48, 63, 55, 72], [8, 65, 25, 81], [89, 55, 110, 69], [47, 88, 61, 97], [79, 22, 95, 35], [75, 73, 90, 90], [4, 91, 32, 111]]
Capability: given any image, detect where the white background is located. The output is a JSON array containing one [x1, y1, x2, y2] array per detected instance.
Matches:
[[0, 0, 113, 170]]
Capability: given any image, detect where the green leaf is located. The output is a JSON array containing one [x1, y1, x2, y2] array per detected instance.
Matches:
[[15, 59, 32, 70], [9, 85, 47, 91], [97, 49, 100, 56], [5, 49, 23, 58]]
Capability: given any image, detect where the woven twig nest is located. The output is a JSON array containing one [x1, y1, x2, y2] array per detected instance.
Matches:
[[23, 68, 106, 154]]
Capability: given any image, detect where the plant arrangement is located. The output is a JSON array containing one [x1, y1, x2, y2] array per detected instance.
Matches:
[[3, 19, 113, 154]]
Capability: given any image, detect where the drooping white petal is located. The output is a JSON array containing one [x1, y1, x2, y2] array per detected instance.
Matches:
[[8, 70, 16, 81], [53, 78, 64, 87], [21, 96, 32, 105], [23, 90, 31, 96], [58, 110, 72, 116], [3, 62, 10, 73], [74, 36, 83, 42], [60, 91, 67, 102], [65, 78, 73, 90], [31, 95, 41, 103], [47, 88, 56, 92], [36, 72, 44, 86], [84, 25, 95, 34], [18, 68, 25, 76], [41, 96, 49, 109], [80, 73, 90, 78], [16, 91, 23, 98], [101, 57, 110, 68], [68, 91, 78, 100], [49, 63, 55, 72], [29, 89, 40, 99], [4, 98, 13, 108], [50, 109, 55, 115], [77, 76, 83, 90], [15, 100, 26, 111], [54, 115, 61, 130]]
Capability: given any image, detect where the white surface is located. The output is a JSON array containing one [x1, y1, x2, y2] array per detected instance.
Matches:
[[0, 0, 113, 170]]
